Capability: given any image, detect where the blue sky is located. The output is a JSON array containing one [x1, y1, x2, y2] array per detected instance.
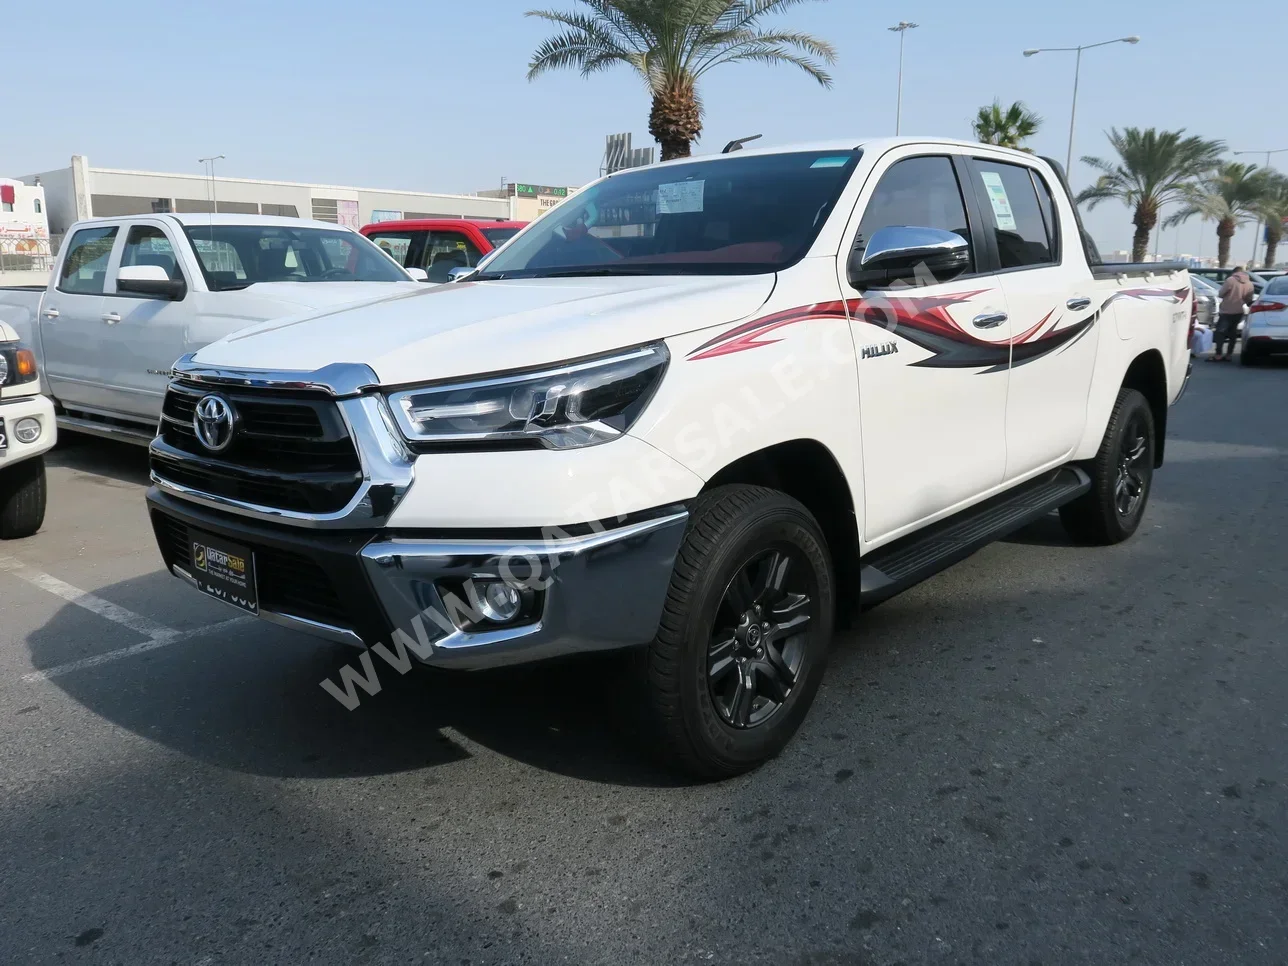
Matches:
[[6, 0, 1284, 259]]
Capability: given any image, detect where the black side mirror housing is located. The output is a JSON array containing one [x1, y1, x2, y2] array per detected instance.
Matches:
[[848, 226, 972, 290], [117, 276, 187, 300]]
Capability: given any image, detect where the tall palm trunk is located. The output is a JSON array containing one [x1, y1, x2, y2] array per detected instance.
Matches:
[[648, 77, 702, 161], [1131, 200, 1158, 263], [1264, 224, 1282, 269], [1216, 216, 1236, 267]]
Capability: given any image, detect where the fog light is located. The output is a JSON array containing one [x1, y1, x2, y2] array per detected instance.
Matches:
[[475, 580, 522, 624], [13, 418, 41, 444]]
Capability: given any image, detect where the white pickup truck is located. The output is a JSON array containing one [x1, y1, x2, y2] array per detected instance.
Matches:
[[0, 214, 423, 443], [0, 321, 56, 538], [144, 138, 1193, 777]]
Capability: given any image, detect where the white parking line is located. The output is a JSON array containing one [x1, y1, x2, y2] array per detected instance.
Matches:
[[0, 553, 253, 682]]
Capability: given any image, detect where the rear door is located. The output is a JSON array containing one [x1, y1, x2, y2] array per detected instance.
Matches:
[[962, 154, 1099, 479], [38, 224, 119, 411], [100, 221, 194, 421], [837, 149, 1013, 543]]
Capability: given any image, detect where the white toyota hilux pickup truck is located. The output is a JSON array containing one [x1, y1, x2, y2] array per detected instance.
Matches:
[[145, 138, 1193, 778], [0, 214, 423, 444]]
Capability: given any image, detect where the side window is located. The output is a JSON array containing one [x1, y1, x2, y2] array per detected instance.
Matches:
[[367, 233, 415, 266], [424, 231, 483, 282], [855, 156, 974, 275], [120, 225, 183, 282], [970, 160, 1056, 270], [58, 226, 118, 294]]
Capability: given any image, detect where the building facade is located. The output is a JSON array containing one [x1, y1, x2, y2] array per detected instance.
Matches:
[[18, 156, 512, 235], [0, 177, 52, 283]]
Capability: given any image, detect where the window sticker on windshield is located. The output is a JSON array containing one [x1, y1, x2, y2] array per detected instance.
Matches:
[[811, 156, 850, 168], [658, 179, 705, 214], [979, 171, 1018, 231]]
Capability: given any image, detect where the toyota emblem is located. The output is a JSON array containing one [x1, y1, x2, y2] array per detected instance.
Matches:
[[193, 394, 237, 453]]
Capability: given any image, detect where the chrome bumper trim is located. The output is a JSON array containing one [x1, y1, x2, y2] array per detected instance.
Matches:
[[359, 510, 690, 669]]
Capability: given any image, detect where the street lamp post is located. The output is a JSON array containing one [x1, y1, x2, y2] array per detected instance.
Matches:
[[888, 21, 918, 136], [197, 155, 225, 212], [1023, 37, 1140, 175], [1233, 148, 1288, 268]]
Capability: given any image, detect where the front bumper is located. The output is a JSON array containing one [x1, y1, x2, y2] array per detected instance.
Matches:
[[147, 488, 689, 670], [0, 393, 56, 467]]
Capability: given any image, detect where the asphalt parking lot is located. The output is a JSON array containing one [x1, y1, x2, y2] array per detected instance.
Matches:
[[2, 358, 1287, 966]]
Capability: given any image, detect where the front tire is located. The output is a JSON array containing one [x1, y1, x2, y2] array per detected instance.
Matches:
[[0, 456, 48, 540], [1059, 389, 1154, 546], [632, 485, 835, 780]]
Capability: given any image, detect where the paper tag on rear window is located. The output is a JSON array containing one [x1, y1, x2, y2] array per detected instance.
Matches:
[[811, 156, 850, 168], [979, 171, 1018, 231], [657, 180, 704, 214]]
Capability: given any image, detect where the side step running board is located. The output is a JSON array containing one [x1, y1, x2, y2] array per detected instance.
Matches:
[[859, 466, 1091, 608], [57, 414, 156, 446]]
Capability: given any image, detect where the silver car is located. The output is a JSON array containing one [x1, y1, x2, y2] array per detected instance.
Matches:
[[1191, 274, 1219, 327]]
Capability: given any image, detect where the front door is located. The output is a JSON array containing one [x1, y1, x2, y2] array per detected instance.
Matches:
[[101, 222, 194, 422], [838, 151, 1013, 543], [38, 224, 119, 413]]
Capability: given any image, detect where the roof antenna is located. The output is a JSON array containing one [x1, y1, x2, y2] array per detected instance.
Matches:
[[722, 134, 762, 154]]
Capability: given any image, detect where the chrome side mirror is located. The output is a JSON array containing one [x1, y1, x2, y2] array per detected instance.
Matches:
[[446, 266, 478, 283], [848, 226, 971, 290]]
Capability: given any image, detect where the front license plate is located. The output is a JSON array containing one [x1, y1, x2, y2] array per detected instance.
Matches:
[[0, 417, 7, 454], [186, 529, 258, 614]]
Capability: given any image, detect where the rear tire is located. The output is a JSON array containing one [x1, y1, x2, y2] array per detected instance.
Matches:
[[1240, 345, 1260, 366], [0, 456, 48, 540], [631, 485, 834, 780], [1059, 389, 1154, 546]]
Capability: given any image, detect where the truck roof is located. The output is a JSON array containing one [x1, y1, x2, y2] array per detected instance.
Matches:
[[360, 219, 527, 233], [80, 212, 360, 231], [638, 136, 1046, 169]]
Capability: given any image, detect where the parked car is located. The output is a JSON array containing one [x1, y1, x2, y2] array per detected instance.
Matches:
[[145, 137, 1192, 777], [359, 219, 527, 283], [1191, 273, 1219, 326], [0, 215, 424, 444], [1241, 274, 1288, 365], [0, 321, 56, 538]]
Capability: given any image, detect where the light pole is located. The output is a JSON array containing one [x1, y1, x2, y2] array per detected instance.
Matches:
[[1023, 36, 1140, 175], [197, 155, 225, 212], [1233, 148, 1288, 268], [888, 21, 918, 136]]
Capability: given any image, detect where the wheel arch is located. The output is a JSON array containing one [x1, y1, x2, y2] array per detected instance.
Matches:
[[703, 438, 860, 622], [1121, 349, 1168, 467]]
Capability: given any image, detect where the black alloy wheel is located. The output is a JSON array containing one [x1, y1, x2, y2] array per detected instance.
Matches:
[[707, 547, 814, 729], [1114, 411, 1150, 520]]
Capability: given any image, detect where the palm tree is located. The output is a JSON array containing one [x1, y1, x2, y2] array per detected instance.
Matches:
[[1255, 173, 1288, 268], [972, 100, 1041, 151], [1077, 127, 1225, 263], [525, 0, 837, 161], [1166, 161, 1276, 267]]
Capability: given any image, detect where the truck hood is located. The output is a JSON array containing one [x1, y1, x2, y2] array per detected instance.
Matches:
[[229, 280, 425, 313], [192, 275, 777, 384]]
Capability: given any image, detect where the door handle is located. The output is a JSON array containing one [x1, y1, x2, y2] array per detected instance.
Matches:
[[41, 308, 59, 320], [972, 311, 1009, 329], [1066, 297, 1092, 311], [101, 312, 121, 325]]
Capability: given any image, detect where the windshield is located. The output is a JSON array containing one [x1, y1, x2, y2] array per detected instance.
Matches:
[[481, 227, 521, 248], [475, 149, 861, 279], [183, 225, 409, 290]]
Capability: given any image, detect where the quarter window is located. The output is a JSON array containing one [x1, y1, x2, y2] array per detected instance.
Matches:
[[970, 160, 1057, 269], [855, 156, 974, 275], [58, 226, 118, 294]]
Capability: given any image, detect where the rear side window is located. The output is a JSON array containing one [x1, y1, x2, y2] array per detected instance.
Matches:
[[366, 232, 416, 267], [970, 159, 1057, 269], [58, 226, 118, 294], [1265, 276, 1288, 297], [120, 225, 183, 281], [425, 231, 484, 282], [855, 156, 974, 274]]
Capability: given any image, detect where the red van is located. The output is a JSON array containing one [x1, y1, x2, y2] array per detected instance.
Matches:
[[359, 219, 526, 282]]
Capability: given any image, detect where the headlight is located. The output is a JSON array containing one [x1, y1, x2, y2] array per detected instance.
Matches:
[[386, 343, 669, 450], [0, 345, 38, 387]]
